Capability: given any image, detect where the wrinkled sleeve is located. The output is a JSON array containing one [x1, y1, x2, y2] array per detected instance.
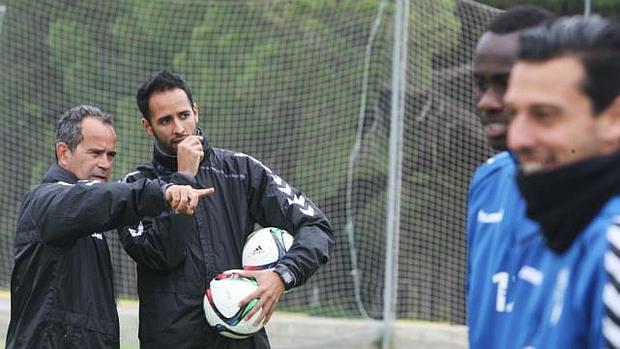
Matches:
[[118, 172, 196, 271], [242, 154, 334, 290], [26, 178, 168, 245]]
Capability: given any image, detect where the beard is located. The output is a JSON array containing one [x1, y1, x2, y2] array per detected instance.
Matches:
[[152, 132, 177, 156]]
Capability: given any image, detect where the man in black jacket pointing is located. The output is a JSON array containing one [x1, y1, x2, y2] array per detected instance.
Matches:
[[5, 105, 213, 349]]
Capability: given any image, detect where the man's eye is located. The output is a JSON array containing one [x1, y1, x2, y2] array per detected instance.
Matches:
[[474, 77, 488, 92], [532, 109, 553, 119], [491, 75, 509, 94], [530, 106, 560, 122], [475, 75, 509, 95], [505, 106, 517, 120]]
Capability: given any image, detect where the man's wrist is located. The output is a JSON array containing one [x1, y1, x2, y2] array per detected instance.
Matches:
[[171, 172, 197, 186], [273, 264, 296, 291], [161, 183, 173, 208]]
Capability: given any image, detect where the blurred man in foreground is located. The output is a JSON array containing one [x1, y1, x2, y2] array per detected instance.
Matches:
[[501, 15, 620, 347]]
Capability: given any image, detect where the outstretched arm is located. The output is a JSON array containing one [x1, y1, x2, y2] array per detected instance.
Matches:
[[119, 168, 214, 271]]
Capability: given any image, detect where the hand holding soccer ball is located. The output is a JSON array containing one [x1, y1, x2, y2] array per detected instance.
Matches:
[[203, 227, 293, 339]]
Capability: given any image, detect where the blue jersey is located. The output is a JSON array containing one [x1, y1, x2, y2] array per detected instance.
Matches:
[[467, 151, 537, 348], [495, 198, 620, 349], [467, 152, 620, 348]]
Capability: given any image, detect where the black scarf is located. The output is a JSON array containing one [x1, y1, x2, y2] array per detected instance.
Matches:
[[517, 150, 620, 253]]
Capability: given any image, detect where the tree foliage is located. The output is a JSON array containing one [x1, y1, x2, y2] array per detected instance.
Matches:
[[478, 0, 620, 18], [1, 0, 460, 195]]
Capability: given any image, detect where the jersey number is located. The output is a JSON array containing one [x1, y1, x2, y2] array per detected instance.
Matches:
[[492, 272, 509, 312]]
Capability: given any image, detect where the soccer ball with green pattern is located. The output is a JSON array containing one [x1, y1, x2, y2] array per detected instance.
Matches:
[[203, 272, 263, 339]]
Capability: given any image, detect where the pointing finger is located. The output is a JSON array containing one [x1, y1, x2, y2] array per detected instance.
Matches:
[[197, 187, 215, 198]]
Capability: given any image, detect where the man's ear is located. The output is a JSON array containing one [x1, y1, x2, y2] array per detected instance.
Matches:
[[193, 102, 199, 124], [141, 117, 153, 136], [55, 142, 71, 167], [599, 95, 620, 148]]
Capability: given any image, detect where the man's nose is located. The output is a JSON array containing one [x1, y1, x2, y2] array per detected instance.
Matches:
[[98, 155, 113, 170], [173, 118, 186, 135], [507, 111, 536, 153], [478, 87, 504, 113]]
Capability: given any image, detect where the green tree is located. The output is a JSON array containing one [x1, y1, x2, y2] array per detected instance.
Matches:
[[478, 0, 620, 18]]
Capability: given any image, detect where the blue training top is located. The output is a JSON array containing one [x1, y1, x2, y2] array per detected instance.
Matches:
[[467, 151, 618, 348], [467, 151, 536, 348], [495, 198, 620, 348]]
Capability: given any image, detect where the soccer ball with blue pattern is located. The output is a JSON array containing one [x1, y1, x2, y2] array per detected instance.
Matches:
[[242, 227, 293, 270]]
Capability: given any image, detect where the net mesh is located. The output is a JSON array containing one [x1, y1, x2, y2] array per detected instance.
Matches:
[[0, 0, 499, 328]]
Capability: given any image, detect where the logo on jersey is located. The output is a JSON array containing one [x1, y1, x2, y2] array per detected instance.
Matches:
[[91, 233, 103, 240], [234, 153, 316, 217], [128, 221, 144, 237], [287, 194, 315, 217], [477, 209, 504, 223]]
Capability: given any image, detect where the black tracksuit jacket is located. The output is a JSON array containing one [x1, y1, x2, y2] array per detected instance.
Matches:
[[119, 137, 334, 349], [6, 164, 170, 349]]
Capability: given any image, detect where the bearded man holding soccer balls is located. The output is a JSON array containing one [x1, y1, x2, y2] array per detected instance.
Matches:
[[118, 70, 334, 348]]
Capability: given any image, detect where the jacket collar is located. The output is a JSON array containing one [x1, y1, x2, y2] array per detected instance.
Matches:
[[42, 163, 78, 184], [152, 128, 211, 172]]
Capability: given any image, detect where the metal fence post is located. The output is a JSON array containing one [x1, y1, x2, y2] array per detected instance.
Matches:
[[383, 0, 408, 348]]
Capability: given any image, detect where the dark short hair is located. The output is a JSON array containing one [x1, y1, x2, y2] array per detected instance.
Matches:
[[56, 105, 113, 151], [486, 5, 555, 34], [519, 15, 620, 114], [136, 70, 194, 121]]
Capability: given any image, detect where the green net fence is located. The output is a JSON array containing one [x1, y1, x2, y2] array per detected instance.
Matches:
[[0, 0, 499, 327]]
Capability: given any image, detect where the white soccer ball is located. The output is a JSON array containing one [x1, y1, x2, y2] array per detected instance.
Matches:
[[203, 272, 263, 339], [242, 227, 293, 270]]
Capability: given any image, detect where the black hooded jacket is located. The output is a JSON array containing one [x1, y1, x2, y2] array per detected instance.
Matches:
[[6, 164, 170, 349], [119, 136, 334, 349]]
